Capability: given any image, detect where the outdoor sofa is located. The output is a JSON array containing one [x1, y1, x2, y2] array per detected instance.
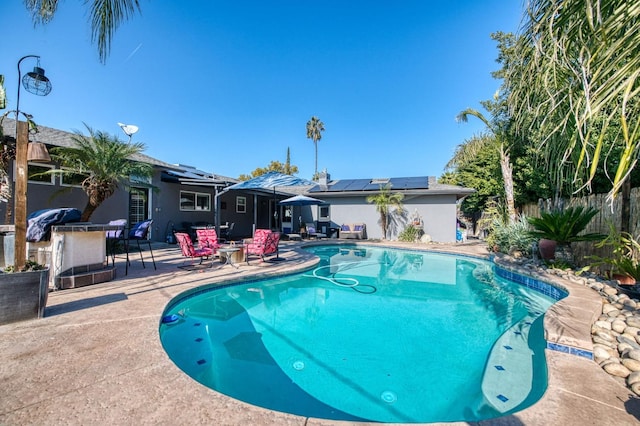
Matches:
[[339, 223, 367, 239]]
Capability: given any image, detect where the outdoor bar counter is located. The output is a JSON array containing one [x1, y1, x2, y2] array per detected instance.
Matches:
[[48, 223, 121, 289]]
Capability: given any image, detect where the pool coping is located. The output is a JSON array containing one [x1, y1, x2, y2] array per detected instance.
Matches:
[[0, 240, 638, 425]]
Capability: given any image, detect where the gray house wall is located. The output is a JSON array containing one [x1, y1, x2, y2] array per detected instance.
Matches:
[[311, 194, 459, 242]]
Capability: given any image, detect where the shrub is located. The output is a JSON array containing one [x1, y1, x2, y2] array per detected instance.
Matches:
[[398, 225, 421, 242], [486, 215, 536, 256]]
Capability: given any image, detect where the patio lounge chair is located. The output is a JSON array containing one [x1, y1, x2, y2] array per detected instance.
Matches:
[[339, 223, 367, 239], [305, 223, 327, 239], [196, 228, 221, 255], [245, 229, 281, 263], [175, 232, 213, 268]]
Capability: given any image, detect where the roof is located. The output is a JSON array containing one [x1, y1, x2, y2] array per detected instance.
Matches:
[[1, 118, 178, 169], [308, 176, 474, 199], [161, 164, 238, 187]]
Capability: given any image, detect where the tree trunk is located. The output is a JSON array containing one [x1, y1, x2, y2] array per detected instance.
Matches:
[[81, 201, 99, 222], [500, 145, 517, 223], [314, 140, 318, 178]]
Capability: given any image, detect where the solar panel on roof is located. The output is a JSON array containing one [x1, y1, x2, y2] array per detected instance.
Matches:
[[326, 180, 352, 191], [345, 180, 370, 191], [389, 177, 429, 189], [311, 176, 429, 192]]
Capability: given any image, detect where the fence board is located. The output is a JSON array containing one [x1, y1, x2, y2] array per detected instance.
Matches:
[[521, 189, 640, 268]]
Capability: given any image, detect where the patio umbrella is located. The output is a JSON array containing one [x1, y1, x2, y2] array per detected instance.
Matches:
[[226, 171, 315, 190], [221, 172, 316, 236], [278, 194, 326, 206]]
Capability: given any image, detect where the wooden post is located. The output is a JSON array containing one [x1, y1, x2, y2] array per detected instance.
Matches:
[[14, 120, 28, 269]]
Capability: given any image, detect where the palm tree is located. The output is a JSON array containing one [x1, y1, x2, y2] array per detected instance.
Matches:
[[505, 0, 640, 207], [306, 116, 324, 179], [367, 184, 404, 239], [456, 108, 517, 223], [24, 0, 142, 63], [50, 125, 153, 221]]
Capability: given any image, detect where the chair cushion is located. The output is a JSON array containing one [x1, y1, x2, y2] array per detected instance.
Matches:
[[106, 219, 127, 239], [354, 224, 364, 231], [129, 220, 152, 239], [307, 226, 316, 234], [341, 224, 351, 231]]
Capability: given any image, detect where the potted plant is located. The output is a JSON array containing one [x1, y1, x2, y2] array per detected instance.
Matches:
[[590, 222, 640, 289], [527, 206, 602, 263], [0, 260, 50, 325]]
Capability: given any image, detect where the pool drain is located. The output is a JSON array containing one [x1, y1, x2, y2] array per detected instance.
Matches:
[[380, 390, 397, 404], [293, 360, 305, 371]]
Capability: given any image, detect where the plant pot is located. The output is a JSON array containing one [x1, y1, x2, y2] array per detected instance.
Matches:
[[0, 268, 50, 325], [613, 273, 636, 285], [538, 238, 557, 260]]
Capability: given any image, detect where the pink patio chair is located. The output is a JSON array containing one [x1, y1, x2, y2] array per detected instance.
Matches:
[[174, 232, 213, 268], [245, 230, 281, 264], [196, 228, 221, 255]]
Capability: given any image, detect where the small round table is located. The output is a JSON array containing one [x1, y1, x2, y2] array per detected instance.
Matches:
[[218, 247, 241, 268]]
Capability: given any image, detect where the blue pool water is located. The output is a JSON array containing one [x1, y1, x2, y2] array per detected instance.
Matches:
[[159, 245, 564, 423]]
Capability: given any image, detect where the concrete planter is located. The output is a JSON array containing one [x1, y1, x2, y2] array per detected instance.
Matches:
[[0, 268, 50, 325]]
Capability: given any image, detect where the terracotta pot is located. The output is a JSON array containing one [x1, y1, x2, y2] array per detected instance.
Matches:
[[538, 238, 557, 260], [613, 273, 636, 286]]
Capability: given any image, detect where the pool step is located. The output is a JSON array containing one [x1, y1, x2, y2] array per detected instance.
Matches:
[[481, 315, 535, 413]]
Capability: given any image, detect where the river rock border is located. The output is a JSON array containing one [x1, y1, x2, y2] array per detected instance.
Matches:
[[494, 254, 640, 396]]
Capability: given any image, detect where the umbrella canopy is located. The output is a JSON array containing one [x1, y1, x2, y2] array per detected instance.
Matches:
[[279, 194, 326, 206], [226, 171, 315, 191]]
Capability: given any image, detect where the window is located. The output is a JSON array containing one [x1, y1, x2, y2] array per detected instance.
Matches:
[[236, 196, 246, 213], [180, 191, 211, 211], [319, 205, 330, 221], [60, 169, 88, 187], [129, 187, 149, 225], [27, 163, 54, 185]]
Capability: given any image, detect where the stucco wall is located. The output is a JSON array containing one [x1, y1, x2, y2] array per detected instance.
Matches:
[[311, 194, 458, 242]]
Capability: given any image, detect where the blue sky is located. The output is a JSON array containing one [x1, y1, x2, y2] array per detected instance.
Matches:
[[1, 1, 523, 181]]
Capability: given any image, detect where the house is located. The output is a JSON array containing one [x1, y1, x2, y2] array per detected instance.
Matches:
[[0, 119, 474, 244], [303, 173, 474, 242], [0, 118, 238, 242]]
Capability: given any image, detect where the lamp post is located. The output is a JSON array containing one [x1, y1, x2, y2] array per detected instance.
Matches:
[[13, 55, 52, 269]]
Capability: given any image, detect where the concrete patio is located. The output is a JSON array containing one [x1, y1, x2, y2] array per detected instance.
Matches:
[[1, 240, 639, 425]]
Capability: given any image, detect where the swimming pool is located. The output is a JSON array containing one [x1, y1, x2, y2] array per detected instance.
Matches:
[[159, 245, 565, 423]]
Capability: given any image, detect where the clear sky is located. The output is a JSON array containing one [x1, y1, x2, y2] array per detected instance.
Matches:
[[1, 1, 523, 181]]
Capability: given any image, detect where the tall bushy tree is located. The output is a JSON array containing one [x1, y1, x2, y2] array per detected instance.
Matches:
[[456, 108, 517, 223], [51, 125, 153, 221], [306, 116, 324, 179], [444, 133, 503, 217]]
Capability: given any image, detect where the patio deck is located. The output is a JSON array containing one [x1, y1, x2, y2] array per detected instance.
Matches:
[[0, 240, 639, 425]]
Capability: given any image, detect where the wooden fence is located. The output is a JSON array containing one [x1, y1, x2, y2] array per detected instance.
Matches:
[[520, 188, 640, 267]]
